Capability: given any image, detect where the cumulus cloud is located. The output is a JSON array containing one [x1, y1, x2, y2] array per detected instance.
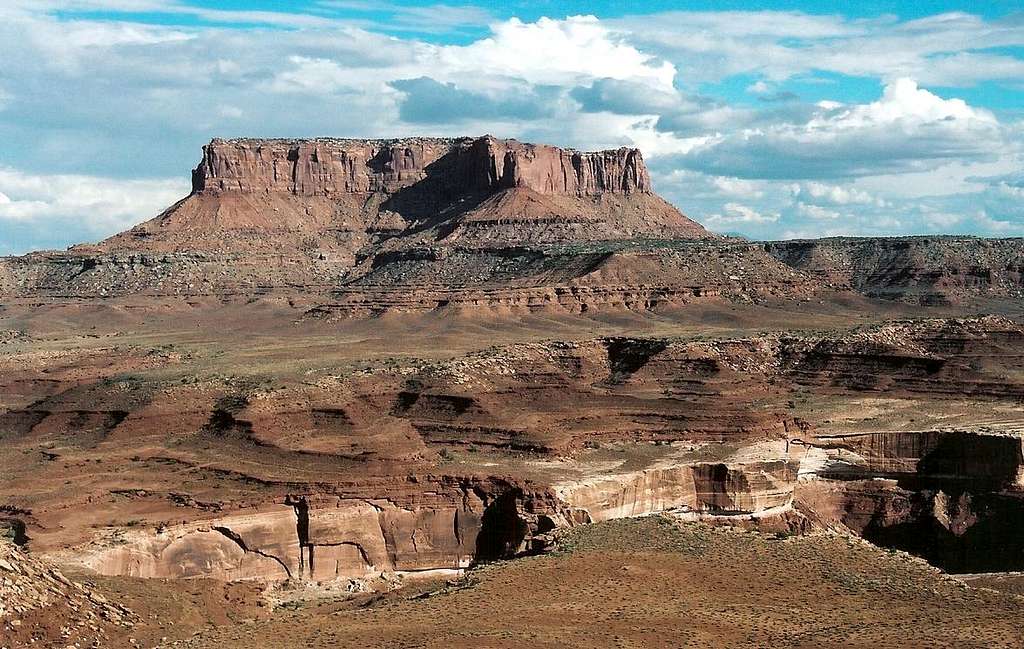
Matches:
[[0, 5, 1021, 250], [0, 167, 188, 250], [705, 202, 780, 228], [795, 202, 841, 220], [670, 79, 1008, 180], [792, 182, 880, 206], [390, 77, 559, 123], [442, 16, 676, 89], [818, 78, 994, 127]]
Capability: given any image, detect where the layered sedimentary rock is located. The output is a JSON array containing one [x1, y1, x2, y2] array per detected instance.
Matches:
[[796, 429, 1024, 572], [96, 135, 702, 256], [82, 498, 472, 581], [810, 430, 1024, 481], [193, 136, 651, 197], [76, 479, 569, 581], [4, 293, 1024, 583], [766, 236, 1024, 304], [784, 317, 1024, 398], [555, 459, 798, 523]]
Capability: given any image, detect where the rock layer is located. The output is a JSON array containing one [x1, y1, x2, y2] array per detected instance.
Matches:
[[796, 429, 1024, 573], [555, 459, 798, 523], [766, 236, 1024, 304], [74, 477, 565, 582], [194, 136, 651, 197]]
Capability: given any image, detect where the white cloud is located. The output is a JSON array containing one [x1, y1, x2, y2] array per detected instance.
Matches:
[[711, 176, 766, 199], [795, 202, 841, 220], [705, 202, 780, 227], [793, 181, 878, 206], [747, 80, 772, 94], [814, 78, 995, 128], [217, 105, 243, 119], [0, 167, 189, 246], [614, 10, 1024, 87], [971, 210, 1018, 234], [266, 56, 353, 93], [440, 16, 676, 90], [996, 182, 1024, 198], [317, 1, 492, 33], [672, 79, 1009, 180]]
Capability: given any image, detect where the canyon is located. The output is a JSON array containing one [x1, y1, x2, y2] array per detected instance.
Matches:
[[3, 136, 1024, 646]]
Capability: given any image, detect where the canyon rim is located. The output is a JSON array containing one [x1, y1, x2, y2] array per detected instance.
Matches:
[[3, 3, 1024, 648]]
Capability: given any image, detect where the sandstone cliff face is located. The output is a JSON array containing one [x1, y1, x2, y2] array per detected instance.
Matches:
[[194, 138, 451, 195], [193, 136, 650, 197], [554, 459, 798, 523], [75, 453, 805, 582], [811, 430, 1024, 481], [74, 477, 566, 582], [795, 428, 1024, 573], [82, 498, 471, 581]]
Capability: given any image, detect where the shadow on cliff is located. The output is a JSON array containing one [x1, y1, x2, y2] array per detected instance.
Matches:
[[473, 490, 531, 564], [375, 146, 493, 239], [863, 490, 1024, 573]]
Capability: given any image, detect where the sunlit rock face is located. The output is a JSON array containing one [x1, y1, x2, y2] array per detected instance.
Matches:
[[193, 136, 653, 197]]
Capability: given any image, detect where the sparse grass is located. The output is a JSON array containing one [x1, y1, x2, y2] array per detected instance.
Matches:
[[178, 517, 1024, 648]]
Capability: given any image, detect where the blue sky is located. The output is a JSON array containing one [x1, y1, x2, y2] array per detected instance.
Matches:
[[1, 1, 1023, 252]]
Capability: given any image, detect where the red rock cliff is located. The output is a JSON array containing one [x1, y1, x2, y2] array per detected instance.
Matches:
[[193, 136, 651, 197]]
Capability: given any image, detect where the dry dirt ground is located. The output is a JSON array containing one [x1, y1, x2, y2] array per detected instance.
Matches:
[[5, 298, 1024, 648], [156, 517, 1022, 649]]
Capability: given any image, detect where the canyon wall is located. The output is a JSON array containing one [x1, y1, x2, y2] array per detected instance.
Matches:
[[811, 431, 1024, 481], [796, 429, 1024, 573], [555, 459, 798, 523], [79, 479, 566, 581], [78, 457, 803, 582]]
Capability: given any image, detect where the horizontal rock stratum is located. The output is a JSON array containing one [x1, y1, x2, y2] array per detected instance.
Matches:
[[1, 136, 1022, 309], [194, 136, 652, 196]]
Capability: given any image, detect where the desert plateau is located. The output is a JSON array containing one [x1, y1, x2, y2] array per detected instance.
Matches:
[[3, 3, 1024, 648]]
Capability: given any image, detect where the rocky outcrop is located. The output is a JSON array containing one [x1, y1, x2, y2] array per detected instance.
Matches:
[[784, 317, 1024, 398], [1, 540, 137, 647], [765, 236, 1024, 304], [75, 452, 806, 583], [192, 136, 650, 197], [555, 459, 798, 523], [75, 478, 565, 582], [810, 430, 1024, 482], [109, 135, 705, 254], [796, 429, 1024, 572]]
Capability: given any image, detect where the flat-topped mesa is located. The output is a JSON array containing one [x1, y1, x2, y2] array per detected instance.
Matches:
[[192, 135, 651, 197], [26, 133, 712, 290], [192, 137, 457, 195]]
